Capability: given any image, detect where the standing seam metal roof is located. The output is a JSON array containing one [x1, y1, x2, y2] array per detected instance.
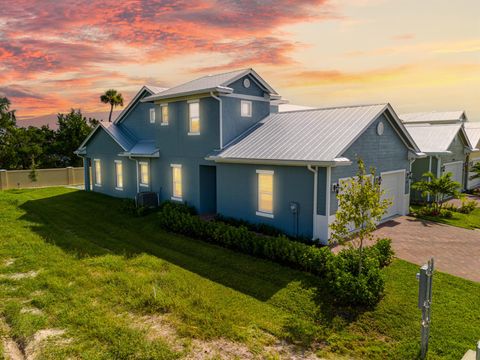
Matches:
[[399, 111, 465, 123], [464, 124, 480, 149], [403, 123, 462, 153], [215, 104, 390, 162]]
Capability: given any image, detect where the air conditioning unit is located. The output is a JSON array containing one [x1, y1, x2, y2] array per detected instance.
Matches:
[[136, 192, 158, 208]]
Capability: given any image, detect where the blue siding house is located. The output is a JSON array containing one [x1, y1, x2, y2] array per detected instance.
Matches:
[[76, 69, 421, 244]]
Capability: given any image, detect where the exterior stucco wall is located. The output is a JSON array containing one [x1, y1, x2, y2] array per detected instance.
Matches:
[[330, 114, 410, 214], [216, 163, 314, 238], [84, 128, 138, 199], [118, 90, 157, 140]]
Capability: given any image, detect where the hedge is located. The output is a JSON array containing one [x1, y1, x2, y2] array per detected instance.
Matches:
[[157, 201, 394, 307]]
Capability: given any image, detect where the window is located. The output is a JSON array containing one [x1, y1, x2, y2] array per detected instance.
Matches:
[[94, 159, 102, 186], [149, 108, 155, 123], [171, 164, 182, 200], [241, 100, 252, 117], [139, 162, 149, 187], [188, 101, 200, 135], [256, 170, 273, 217], [115, 160, 123, 190], [161, 104, 169, 125]]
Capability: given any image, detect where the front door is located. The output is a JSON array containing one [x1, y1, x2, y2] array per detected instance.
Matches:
[[199, 165, 217, 214]]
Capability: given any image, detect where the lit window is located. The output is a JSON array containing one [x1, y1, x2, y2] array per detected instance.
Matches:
[[256, 170, 273, 217], [149, 108, 155, 123], [241, 100, 252, 117], [115, 160, 123, 190], [161, 104, 169, 125], [94, 159, 102, 186], [139, 162, 149, 187], [171, 164, 182, 200], [188, 101, 200, 135]]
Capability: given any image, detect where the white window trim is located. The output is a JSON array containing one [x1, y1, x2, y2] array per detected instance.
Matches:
[[93, 159, 102, 187], [139, 161, 150, 187], [256, 169, 274, 218], [170, 164, 183, 201], [241, 100, 252, 117], [114, 160, 123, 191], [160, 103, 169, 126], [188, 100, 200, 135], [149, 108, 156, 124]]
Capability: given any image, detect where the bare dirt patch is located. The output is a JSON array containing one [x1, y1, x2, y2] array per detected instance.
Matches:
[[130, 314, 323, 359], [2, 259, 15, 267], [20, 307, 43, 316], [0, 271, 39, 281], [24, 329, 67, 360]]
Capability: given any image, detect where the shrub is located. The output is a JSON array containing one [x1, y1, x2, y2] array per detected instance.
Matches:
[[120, 199, 155, 217], [457, 199, 477, 214], [412, 205, 452, 219], [157, 203, 394, 307]]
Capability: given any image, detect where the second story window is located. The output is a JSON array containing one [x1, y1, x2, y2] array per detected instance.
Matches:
[[149, 108, 156, 123], [241, 100, 252, 117], [94, 159, 102, 186], [139, 162, 149, 187], [161, 104, 169, 125], [188, 100, 200, 135]]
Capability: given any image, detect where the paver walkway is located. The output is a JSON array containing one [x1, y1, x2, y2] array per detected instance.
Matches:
[[333, 216, 480, 282]]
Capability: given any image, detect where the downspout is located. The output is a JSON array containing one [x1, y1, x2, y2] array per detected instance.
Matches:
[[210, 91, 223, 149], [325, 166, 331, 241], [427, 156, 432, 202], [307, 165, 317, 241], [435, 155, 441, 178]]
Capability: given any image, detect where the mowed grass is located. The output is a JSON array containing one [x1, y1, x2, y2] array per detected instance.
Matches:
[[0, 187, 478, 359], [411, 204, 480, 229]]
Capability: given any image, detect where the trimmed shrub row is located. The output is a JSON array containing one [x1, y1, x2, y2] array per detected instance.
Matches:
[[157, 201, 394, 307]]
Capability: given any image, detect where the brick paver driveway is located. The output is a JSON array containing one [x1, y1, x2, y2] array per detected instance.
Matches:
[[373, 216, 480, 282]]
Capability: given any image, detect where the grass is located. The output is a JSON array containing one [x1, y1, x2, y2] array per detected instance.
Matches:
[[411, 204, 480, 229], [0, 187, 477, 359]]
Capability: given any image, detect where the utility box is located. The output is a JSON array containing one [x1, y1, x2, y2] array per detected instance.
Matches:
[[136, 192, 158, 208]]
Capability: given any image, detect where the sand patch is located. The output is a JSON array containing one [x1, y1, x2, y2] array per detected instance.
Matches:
[[0, 271, 39, 281], [3, 259, 15, 267], [24, 329, 66, 360], [20, 307, 44, 316], [130, 314, 323, 359]]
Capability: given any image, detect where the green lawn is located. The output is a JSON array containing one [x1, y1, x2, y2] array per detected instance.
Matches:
[[411, 205, 480, 229], [0, 187, 478, 359]]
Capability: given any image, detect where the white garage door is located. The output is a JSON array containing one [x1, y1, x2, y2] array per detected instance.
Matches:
[[381, 171, 404, 219], [443, 161, 463, 187]]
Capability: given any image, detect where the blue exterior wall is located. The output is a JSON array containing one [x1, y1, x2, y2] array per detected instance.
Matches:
[[216, 163, 314, 238], [220, 74, 271, 146], [118, 90, 157, 140], [330, 114, 410, 214], [84, 128, 138, 199]]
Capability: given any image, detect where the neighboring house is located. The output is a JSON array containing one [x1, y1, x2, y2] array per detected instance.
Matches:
[[76, 68, 420, 243], [399, 111, 474, 201], [464, 123, 480, 190]]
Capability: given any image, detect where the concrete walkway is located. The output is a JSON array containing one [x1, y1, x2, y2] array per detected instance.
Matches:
[[373, 216, 480, 282]]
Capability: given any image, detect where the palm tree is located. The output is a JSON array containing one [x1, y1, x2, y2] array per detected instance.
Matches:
[[411, 171, 461, 214], [100, 89, 124, 122]]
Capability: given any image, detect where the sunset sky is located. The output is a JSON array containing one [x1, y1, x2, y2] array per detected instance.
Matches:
[[1, 0, 479, 121]]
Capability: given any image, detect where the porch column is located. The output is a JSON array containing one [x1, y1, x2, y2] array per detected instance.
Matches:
[[83, 158, 91, 191]]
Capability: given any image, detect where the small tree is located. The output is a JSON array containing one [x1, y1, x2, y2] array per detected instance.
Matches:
[[330, 159, 392, 273], [469, 162, 480, 181], [411, 172, 461, 214], [100, 89, 124, 122], [28, 156, 38, 182]]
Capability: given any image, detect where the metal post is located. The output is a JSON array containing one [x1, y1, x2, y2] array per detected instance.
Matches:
[[417, 257, 434, 359]]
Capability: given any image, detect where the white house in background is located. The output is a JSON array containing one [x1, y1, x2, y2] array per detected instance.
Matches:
[[464, 123, 480, 190], [399, 111, 476, 200]]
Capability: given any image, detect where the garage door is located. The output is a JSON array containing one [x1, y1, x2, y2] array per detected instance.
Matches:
[[381, 171, 404, 219], [443, 161, 463, 187]]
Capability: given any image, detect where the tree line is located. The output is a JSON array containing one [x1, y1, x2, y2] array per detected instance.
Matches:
[[0, 97, 98, 170]]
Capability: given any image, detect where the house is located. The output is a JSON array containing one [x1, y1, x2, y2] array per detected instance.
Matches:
[[464, 123, 480, 190], [399, 111, 474, 201], [76, 68, 421, 243]]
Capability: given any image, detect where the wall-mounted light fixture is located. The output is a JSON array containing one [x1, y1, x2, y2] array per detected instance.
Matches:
[[441, 165, 446, 172], [406, 171, 413, 181], [375, 176, 382, 185], [331, 183, 339, 194]]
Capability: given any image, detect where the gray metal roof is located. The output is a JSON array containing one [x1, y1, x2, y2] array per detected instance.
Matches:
[[404, 123, 463, 153], [400, 111, 466, 124], [142, 68, 278, 102], [212, 104, 406, 164], [144, 85, 168, 94], [121, 140, 159, 157], [465, 123, 480, 149], [100, 121, 136, 150]]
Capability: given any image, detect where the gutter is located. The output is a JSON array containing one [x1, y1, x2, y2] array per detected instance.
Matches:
[[210, 91, 223, 149], [141, 86, 233, 103], [307, 165, 318, 241], [205, 156, 352, 167]]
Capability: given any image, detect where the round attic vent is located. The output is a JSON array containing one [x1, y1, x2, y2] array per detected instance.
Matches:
[[243, 78, 251, 88], [377, 121, 384, 135]]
